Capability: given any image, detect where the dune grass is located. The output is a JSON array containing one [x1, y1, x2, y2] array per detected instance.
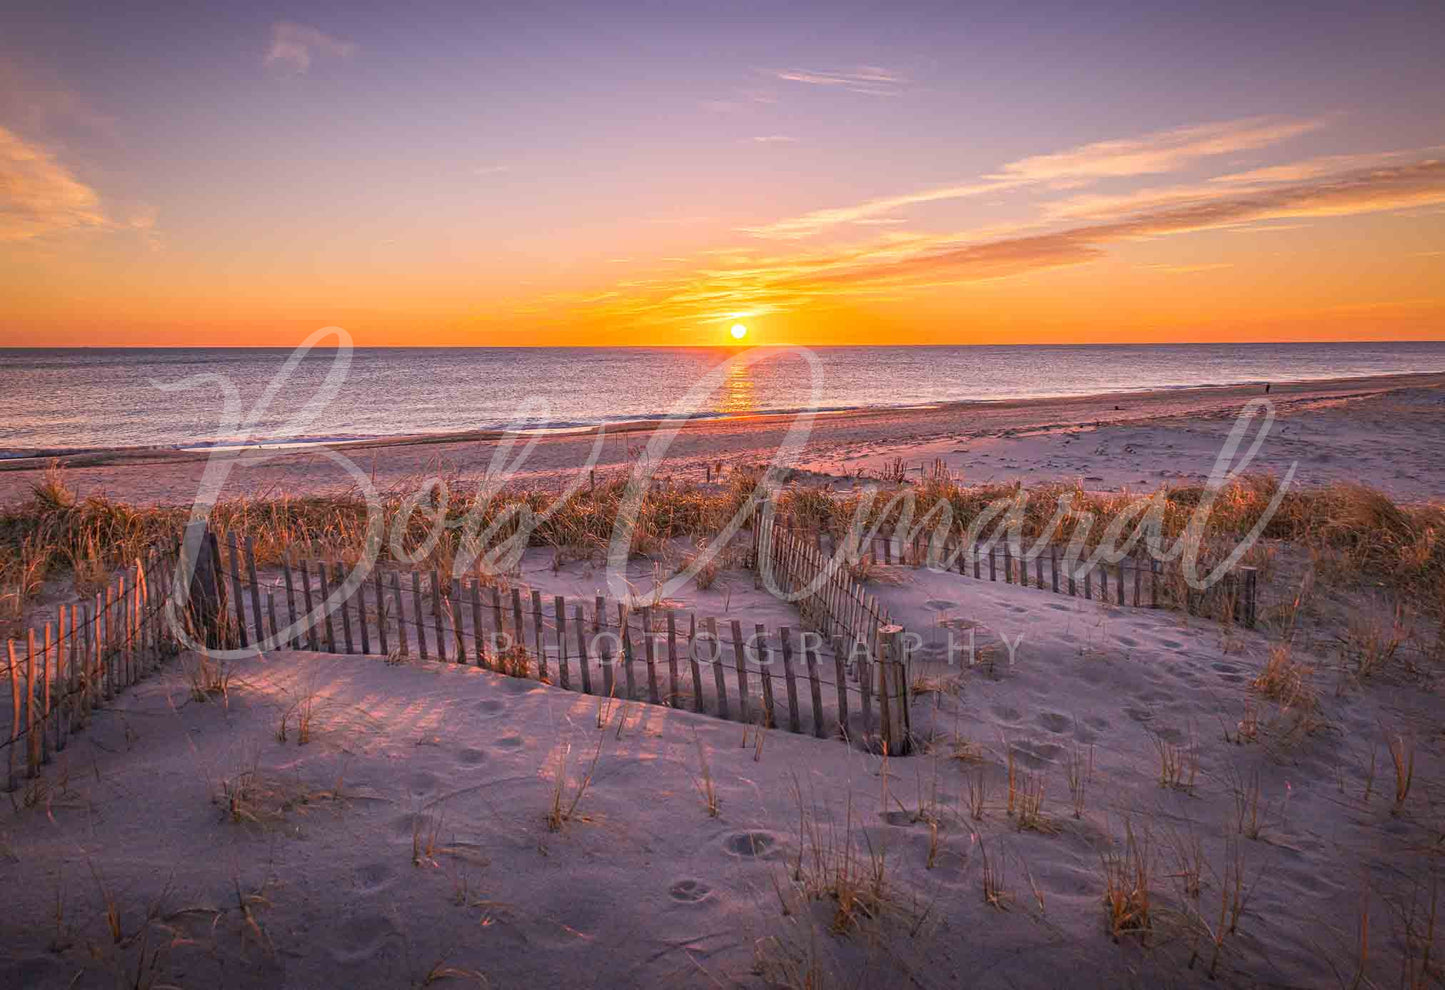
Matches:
[[3, 462, 1441, 637]]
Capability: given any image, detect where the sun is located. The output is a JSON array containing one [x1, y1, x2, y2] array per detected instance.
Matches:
[[729, 323, 747, 341]]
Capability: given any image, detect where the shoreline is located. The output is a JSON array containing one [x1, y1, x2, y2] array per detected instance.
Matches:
[[3, 368, 1442, 466], [2, 369, 1442, 507]]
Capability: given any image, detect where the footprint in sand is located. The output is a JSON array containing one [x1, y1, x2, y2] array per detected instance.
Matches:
[[669, 879, 713, 903], [331, 912, 399, 965], [991, 704, 1022, 723], [1151, 725, 1185, 744], [1011, 741, 1062, 768], [392, 811, 442, 838], [493, 733, 524, 751], [1116, 636, 1138, 647], [456, 747, 487, 766], [1036, 712, 1071, 734], [476, 698, 506, 717], [725, 831, 779, 858], [1124, 707, 1154, 723], [1159, 639, 1184, 650], [407, 769, 439, 795], [353, 862, 395, 895]]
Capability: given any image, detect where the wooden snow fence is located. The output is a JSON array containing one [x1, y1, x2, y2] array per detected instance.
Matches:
[[2, 546, 183, 794], [202, 534, 906, 752], [777, 520, 1259, 629], [753, 513, 911, 755]]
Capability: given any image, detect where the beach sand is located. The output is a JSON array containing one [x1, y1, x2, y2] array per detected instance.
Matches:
[[3, 371, 1443, 507], [1, 370, 1442, 988], [1, 553, 1440, 988]]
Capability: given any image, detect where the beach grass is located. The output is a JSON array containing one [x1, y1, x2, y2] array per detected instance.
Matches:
[[2, 461, 1441, 635]]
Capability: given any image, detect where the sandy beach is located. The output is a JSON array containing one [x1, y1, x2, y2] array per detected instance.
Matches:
[[3, 371, 1444, 507], [1, 368, 1442, 988]]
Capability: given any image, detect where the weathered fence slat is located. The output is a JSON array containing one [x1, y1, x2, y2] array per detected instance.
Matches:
[[375, 568, 390, 655], [412, 572, 428, 659], [228, 534, 248, 649], [318, 562, 337, 654], [469, 582, 484, 667], [780, 626, 801, 734], [6, 640, 19, 791], [642, 608, 659, 704], [391, 571, 408, 657], [575, 603, 591, 695], [805, 640, 825, 739], [555, 595, 570, 689], [358, 578, 372, 655], [245, 535, 265, 646], [337, 562, 356, 655], [687, 614, 703, 713], [832, 635, 850, 738], [619, 605, 636, 700], [282, 558, 300, 648], [666, 611, 679, 706], [432, 571, 447, 662], [531, 590, 547, 680], [707, 617, 728, 720], [756, 623, 775, 729], [730, 618, 749, 724]]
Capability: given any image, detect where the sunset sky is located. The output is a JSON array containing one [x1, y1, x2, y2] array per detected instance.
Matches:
[[2, 2, 1443, 347]]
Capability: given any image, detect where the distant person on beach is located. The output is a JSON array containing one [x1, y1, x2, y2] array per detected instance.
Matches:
[[1265, 382, 1271, 394]]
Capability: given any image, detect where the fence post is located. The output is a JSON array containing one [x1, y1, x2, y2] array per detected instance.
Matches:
[[187, 527, 225, 648], [227, 534, 248, 650], [875, 624, 910, 756]]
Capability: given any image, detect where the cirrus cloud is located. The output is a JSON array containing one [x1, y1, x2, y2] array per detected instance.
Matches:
[[0, 124, 108, 241], [264, 22, 358, 74]]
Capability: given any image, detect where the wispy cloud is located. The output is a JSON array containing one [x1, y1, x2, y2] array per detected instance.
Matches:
[[750, 116, 1325, 239], [1145, 262, 1235, 274], [473, 164, 509, 176], [989, 116, 1325, 184], [790, 160, 1445, 289], [751, 135, 797, 144], [264, 22, 358, 74], [1207, 147, 1443, 185], [0, 124, 108, 241], [770, 66, 903, 96], [743, 179, 1016, 239], [550, 159, 1445, 328]]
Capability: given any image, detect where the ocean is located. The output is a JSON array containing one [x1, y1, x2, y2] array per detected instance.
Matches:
[[2, 342, 1443, 454]]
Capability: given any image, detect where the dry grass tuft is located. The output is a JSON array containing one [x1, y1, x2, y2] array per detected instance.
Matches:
[[1251, 643, 1313, 708], [691, 729, 719, 817], [1385, 727, 1416, 815], [1343, 605, 1409, 680], [978, 835, 1009, 910], [785, 790, 924, 937], [183, 651, 231, 703], [546, 728, 605, 832], [1101, 819, 1152, 938], [1189, 838, 1254, 978], [493, 643, 532, 679], [1065, 742, 1093, 819], [1151, 727, 1198, 793], [1014, 772, 1055, 834]]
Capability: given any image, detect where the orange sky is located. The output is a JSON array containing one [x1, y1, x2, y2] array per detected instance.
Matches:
[[2, 8, 1443, 347]]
